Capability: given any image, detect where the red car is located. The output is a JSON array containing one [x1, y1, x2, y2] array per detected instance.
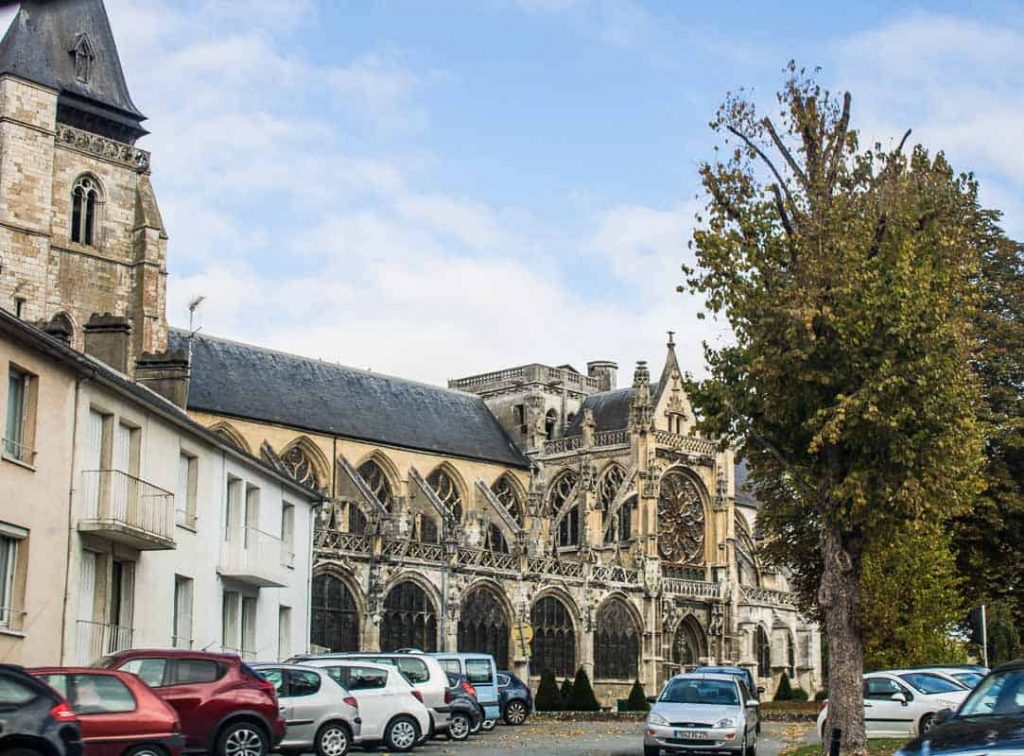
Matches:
[[94, 650, 284, 756], [30, 668, 182, 756]]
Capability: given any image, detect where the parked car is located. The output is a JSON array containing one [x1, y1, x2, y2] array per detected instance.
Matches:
[[645, 672, 759, 756], [692, 667, 762, 732], [0, 664, 81, 756], [298, 659, 431, 752], [31, 668, 183, 756], [896, 661, 1024, 754], [497, 671, 532, 726], [250, 664, 360, 756], [443, 673, 484, 741], [432, 653, 500, 727], [96, 650, 284, 756], [289, 653, 450, 739], [912, 665, 988, 689], [817, 670, 971, 741]]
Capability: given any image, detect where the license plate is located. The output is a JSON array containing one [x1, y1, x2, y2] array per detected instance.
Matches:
[[674, 729, 710, 740]]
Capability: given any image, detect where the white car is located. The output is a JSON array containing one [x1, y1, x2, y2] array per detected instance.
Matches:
[[913, 666, 987, 689], [817, 670, 970, 740], [300, 659, 432, 753]]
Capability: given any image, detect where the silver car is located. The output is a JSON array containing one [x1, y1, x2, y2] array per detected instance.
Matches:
[[645, 673, 759, 756], [253, 663, 361, 756]]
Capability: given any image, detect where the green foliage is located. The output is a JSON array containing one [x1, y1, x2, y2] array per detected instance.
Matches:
[[861, 521, 968, 669], [774, 674, 793, 701], [987, 602, 1023, 665], [626, 680, 649, 711], [560, 678, 574, 707], [534, 670, 562, 711], [566, 668, 601, 711], [790, 686, 809, 701]]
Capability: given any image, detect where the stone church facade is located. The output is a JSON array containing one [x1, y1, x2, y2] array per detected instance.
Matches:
[[0, 0, 821, 705]]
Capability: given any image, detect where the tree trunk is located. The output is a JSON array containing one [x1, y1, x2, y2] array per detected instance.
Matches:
[[819, 524, 866, 754]]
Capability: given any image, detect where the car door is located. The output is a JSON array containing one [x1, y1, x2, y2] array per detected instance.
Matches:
[[284, 669, 323, 746], [465, 658, 499, 719], [157, 658, 223, 748], [42, 673, 139, 756], [863, 676, 915, 738], [343, 665, 391, 741], [737, 680, 758, 740], [257, 669, 291, 739]]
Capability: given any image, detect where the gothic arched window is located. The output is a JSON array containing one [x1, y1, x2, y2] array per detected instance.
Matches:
[[491, 475, 525, 526], [544, 409, 558, 440], [347, 504, 367, 535], [415, 515, 438, 544], [594, 599, 640, 680], [529, 596, 576, 677], [549, 471, 579, 549], [755, 626, 771, 679], [71, 175, 100, 246], [380, 582, 437, 652], [657, 470, 706, 565], [736, 520, 760, 587], [458, 585, 510, 669], [484, 523, 509, 553], [311, 574, 359, 652], [673, 615, 706, 670], [357, 459, 394, 511], [282, 443, 320, 490], [599, 466, 631, 544], [427, 467, 463, 522]]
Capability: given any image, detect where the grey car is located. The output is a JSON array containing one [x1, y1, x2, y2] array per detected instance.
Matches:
[[253, 663, 361, 756], [644, 673, 759, 756]]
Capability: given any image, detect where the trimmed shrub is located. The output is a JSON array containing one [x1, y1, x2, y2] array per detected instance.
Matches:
[[535, 670, 562, 711], [567, 668, 601, 711], [560, 678, 574, 707], [627, 679, 649, 711], [774, 674, 793, 701], [814, 689, 828, 702], [789, 686, 809, 701]]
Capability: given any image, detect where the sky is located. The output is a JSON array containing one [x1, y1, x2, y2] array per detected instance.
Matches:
[[7, 0, 1022, 386]]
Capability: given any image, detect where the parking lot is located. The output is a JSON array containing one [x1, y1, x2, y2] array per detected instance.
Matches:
[[400, 720, 806, 756]]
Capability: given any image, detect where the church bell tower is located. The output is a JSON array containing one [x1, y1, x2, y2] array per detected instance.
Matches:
[[0, 0, 168, 366]]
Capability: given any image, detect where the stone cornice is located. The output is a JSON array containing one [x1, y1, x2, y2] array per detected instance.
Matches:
[[55, 123, 150, 172]]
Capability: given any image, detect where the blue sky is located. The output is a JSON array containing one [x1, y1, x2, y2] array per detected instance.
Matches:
[[11, 0, 1022, 384]]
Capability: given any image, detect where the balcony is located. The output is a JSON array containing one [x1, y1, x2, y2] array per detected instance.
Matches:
[[77, 620, 133, 664], [79, 470, 175, 550], [219, 527, 287, 588]]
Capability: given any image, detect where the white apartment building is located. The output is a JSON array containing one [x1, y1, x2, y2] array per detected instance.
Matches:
[[0, 310, 320, 666]]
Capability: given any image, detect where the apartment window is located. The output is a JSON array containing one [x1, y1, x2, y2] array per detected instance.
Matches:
[[173, 576, 193, 649], [176, 452, 198, 529], [0, 524, 27, 629], [222, 591, 240, 652], [241, 597, 257, 659], [245, 485, 260, 533], [4, 365, 37, 466], [225, 477, 243, 542], [281, 503, 295, 568], [278, 606, 291, 661]]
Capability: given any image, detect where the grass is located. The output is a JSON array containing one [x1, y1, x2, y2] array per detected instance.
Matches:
[[783, 740, 907, 756]]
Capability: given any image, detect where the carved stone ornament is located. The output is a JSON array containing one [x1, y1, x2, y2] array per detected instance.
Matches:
[[657, 471, 706, 565], [643, 556, 663, 597]]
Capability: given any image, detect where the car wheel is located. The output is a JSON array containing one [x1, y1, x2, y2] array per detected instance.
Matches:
[[481, 719, 497, 731], [384, 716, 420, 753], [448, 712, 471, 741], [504, 699, 529, 726], [218, 722, 268, 756], [644, 746, 660, 756], [124, 746, 167, 756], [470, 715, 482, 734], [316, 722, 350, 756], [745, 732, 757, 756], [920, 714, 936, 735]]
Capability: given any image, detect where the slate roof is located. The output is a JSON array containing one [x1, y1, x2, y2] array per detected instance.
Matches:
[[0, 0, 146, 136], [171, 330, 530, 469], [563, 383, 659, 435]]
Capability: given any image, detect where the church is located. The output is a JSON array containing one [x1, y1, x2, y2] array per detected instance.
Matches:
[[0, 0, 821, 704]]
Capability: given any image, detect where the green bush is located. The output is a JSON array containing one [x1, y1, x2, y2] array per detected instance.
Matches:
[[560, 678, 574, 707], [789, 686, 809, 701], [774, 674, 793, 701], [627, 679, 649, 711], [534, 670, 562, 711], [814, 689, 828, 702], [566, 668, 601, 711]]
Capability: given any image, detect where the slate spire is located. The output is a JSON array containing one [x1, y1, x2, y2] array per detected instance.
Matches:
[[0, 0, 147, 142]]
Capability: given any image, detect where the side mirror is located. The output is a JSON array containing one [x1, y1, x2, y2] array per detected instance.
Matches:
[[746, 699, 759, 708], [891, 692, 907, 704], [756, 686, 765, 696], [934, 708, 954, 724], [647, 696, 658, 704]]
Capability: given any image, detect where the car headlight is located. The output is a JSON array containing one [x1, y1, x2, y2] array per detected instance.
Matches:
[[648, 712, 669, 726], [716, 717, 736, 729]]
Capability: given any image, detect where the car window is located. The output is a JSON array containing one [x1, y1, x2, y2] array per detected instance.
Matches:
[[864, 677, 907, 701], [288, 670, 321, 697], [466, 659, 493, 685], [395, 658, 430, 684], [497, 674, 510, 687], [320, 667, 349, 687], [71, 674, 136, 714], [437, 658, 459, 675], [119, 658, 167, 687], [347, 667, 388, 690], [40, 674, 70, 698], [954, 672, 982, 687], [898, 673, 964, 694], [661, 679, 739, 706], [173, 660, 223, 685], [260, 668, 286, 694], [0, 674, 38, 705], [960, 669, 1024, 717]]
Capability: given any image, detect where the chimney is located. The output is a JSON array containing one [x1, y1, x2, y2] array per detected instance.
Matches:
[[38, 313, 73, 346], [135, 349, 190, 409], [83, 313, 132, 373], [587, 360, 618, 392]]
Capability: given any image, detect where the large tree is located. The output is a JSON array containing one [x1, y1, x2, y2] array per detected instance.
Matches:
[[684, 67, 986, 752]]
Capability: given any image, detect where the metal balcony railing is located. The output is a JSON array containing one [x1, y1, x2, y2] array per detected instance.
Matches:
[[219, 526, 287, 587], [79, 470, 175, 549], [77, 620, 133, 664]]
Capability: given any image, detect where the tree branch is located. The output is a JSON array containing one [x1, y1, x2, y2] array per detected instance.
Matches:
[[726, 125, 800, 214], [771, 184, 794, 237], [762, 116, 808, 186], [825, 92, 852, 189]]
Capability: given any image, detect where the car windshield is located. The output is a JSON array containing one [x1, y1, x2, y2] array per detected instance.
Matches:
[[661, 679, 739, 706], [959, 669, 1024, 717], [898, 673, 965, 694], [954, 672, 983, 688]]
